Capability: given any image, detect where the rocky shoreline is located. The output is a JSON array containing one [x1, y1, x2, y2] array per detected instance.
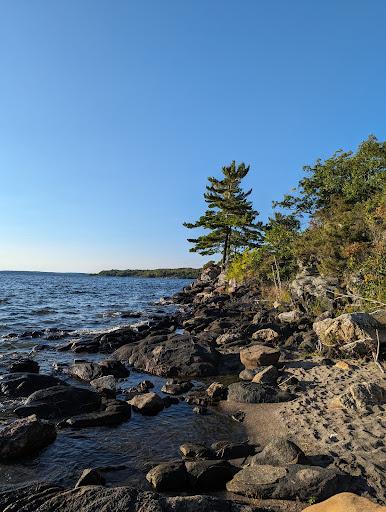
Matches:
[[0, 264, 385, 511]]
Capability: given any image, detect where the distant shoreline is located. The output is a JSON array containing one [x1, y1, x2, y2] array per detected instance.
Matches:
[[92, 268, 201, 279]]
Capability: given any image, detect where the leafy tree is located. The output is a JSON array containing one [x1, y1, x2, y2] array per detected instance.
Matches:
[[184, 161, 262, 266]]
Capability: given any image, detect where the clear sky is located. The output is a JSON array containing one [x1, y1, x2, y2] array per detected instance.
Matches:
[[0, 1, 385, 272]]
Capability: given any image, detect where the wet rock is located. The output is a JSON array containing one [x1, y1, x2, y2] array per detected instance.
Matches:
[[251, 328, 279, 343], [114, 333, 220, 378], [123, 380, 154, 399], [128, 392, 164, 415], [162, 396, 180, 408], [7, 358, 39, 374], [302, 492, 383, 511], [226, 464, 353, 501], [69, 360, 129, 382], [206, 382, 228, 400], [179, 443, 213, 459], [63, 399, 131, 428], [0, 414, 56, 460], [0, 482, 64, 512], [251, 365, 279, 384], [90, 375, 117, 396], [15, 385, 101, 419], [185, 459, 237, 490], [249, 438, 307, 466], [161, 379, 193, 395], [227, 382, 291, 404], [211, 440, 256, 459], [146, 461, 188, 491], [240, 345, 280, 369], [75, 468, 106, 488], [330, 382, 386, 412], [0, 373, 62, 398]]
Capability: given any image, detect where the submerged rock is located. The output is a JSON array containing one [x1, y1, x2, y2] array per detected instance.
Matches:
[[63, 399, 131, 428], [0, 415, 56, 460]]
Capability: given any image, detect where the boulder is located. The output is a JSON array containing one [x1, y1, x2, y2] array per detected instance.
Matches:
[[227, 382, 291, 404], [161, 379, 193, 395], [211, 440, 255, 459], [226, 464, 353, 501], [114, 333, 220, 378], [0, 415, 56, 460], [252, 365, 279, 384], [69, 360, 129, 382], [64, 399, 131, 428], [313, 313, 381, 355], [90, 375, 117, 396], [239, 369, 258, 381], [249, 438, 307, 466], [7, 358, 39, 374], [303, 492, 384, 511], [15, 385, 101, 419], [278, 311, 301, 324], [330, 382, 386, 412], [216, 333, 243, 345], [75, 468, 106, 488], [179, 443, 213, 459], [128, 392, 164, 415], [206, 382, 228, 400], [240, 345, 280, 370], [0, 373, 62, 398], [146, 461, 188, 491], [124, 380, 154, 399], [185, 459, 237, 490], [251, 328, 279, 342]]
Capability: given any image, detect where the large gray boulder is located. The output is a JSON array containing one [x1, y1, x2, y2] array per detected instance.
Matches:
[[0, 415, 56, 460], [227, 382, 291, 404], [15, 385, 101, 420], [0, 373, 62, 398], [113, 333, 220, 378], [226, 464, 353, 501], [249, 438, 307, 466]]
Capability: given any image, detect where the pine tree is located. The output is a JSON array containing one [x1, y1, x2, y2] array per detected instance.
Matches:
[[183, 161, 262, 266]]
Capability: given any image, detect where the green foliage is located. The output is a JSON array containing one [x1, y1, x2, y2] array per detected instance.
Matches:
[[95, 268, 200, 279], [184, 161, 262, 265]]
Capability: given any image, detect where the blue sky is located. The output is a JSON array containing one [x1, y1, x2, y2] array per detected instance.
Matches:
[[0, 1, 385, 272]]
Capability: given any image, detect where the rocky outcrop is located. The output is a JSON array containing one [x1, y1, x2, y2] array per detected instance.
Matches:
[[226, 464, 353, 501], [240, 345, 280, 369], [15, 385, 101, 419], [113, 333, 220, 377], [0, 415, 56, 460], [0, 373, 62, 398]]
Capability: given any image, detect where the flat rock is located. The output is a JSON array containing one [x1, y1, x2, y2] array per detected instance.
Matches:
[[0, 373, 62, 398], [128, 392, 164, 415], [0, 414, 56, 460], [179, 443, 213, 459], [64, 399, 131, 428], [90, 375, 117, 396], [15, 385, 101, 420], [303, 492, 384, 511], [240, 345, 280, 369], [211, 440, 256, 459], [227, 382, 291, 404], [226, 464, 353, 501]]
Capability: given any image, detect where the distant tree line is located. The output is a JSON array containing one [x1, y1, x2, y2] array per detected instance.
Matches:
[[95, 268, 201, 279]]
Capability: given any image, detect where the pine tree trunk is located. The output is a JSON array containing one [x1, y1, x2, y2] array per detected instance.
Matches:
[[222, 229, 230, 268]]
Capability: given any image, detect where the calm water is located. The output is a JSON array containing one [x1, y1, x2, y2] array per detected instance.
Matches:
[[0, 272, 244, 489]]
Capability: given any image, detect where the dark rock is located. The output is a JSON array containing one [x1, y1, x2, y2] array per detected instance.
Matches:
[[7, 358, 39, 374], [0, 414, 56, 460], [113, 333, 220, 378], [0, 482, 64, 512], [69, 360, 129, 382], [179, 443, 213, 459], [162, 396, 179, 408], [185, 459, 238, 490], [206, 382, 228, 400], [75, 468, 106, 487], [193, 405, 207, 415], [123, 380, 154, 399], [161, 379, 193, 395], [227, 382, 292, 404], [15, 385, 101, 420], [251, 365, 279, 384], [146, 461, 188, 491], [226, 464, 354, 501], [128, 392, 164, 415], [211, 441, 256, 459], [90, 375, 117, 396], [249, 438, 307, 466], [63, 399, 131, 428], [0, 373, 62, 398]]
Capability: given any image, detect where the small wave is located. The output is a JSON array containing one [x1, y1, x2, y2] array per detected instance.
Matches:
[[32, 308, 58, 316], [0, 298, 10, 305]]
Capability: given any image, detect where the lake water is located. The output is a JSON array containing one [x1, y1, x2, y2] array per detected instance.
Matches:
[[0, 272, 244, 489]]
